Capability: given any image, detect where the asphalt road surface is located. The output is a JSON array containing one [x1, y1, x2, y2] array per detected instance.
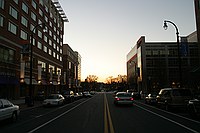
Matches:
[[1, 92, 200, 133]]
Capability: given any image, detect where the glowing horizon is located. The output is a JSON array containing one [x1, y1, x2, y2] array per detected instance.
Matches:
[[59, 0, 195, 82]]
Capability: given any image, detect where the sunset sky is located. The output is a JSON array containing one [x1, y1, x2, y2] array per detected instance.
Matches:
[[59, 0, 196, 82]]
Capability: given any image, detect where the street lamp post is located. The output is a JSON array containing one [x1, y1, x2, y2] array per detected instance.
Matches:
[[28, 23, 45, 106], [163, 20, 182, 87]]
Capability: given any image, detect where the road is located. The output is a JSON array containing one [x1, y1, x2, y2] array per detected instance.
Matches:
[[1, 92, 200, 133]]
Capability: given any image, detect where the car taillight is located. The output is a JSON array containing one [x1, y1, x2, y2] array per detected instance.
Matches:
[[116, 98, 120, 101], [130, 98, 134, 101]]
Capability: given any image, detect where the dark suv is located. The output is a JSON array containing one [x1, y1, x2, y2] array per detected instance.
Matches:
[[156, 88, 192, 111], [62, 90, 74, 103]]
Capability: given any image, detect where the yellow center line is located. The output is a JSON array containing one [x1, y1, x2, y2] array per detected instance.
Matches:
[[104, 93, 115, 133]]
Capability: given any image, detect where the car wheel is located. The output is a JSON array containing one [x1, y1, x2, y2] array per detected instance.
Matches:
[[11, 112, 18, 122]]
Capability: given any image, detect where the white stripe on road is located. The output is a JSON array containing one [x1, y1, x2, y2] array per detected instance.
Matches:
[[28, 98, 91, 133], [135, 101, 200, 124], [134, 103, 199, 133]]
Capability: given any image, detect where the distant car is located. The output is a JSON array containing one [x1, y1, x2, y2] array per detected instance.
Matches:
[[83, 92, 92, 98], [43, 94, 65, 106], [145, 93, 157, 105], [114, 92, 134, 106], [156, 88, 192, 111], [62, 90, 74, 103], [187, 94, 200, 118], [0, 99, 20, 122]]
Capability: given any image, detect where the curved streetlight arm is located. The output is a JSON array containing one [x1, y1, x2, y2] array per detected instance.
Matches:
[[163, 20, 182, 87], [164, 20, 179, 35], [31, 23, 46, 34]]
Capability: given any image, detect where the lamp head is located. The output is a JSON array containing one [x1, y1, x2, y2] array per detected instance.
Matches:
[[163, 21, 168, 30]]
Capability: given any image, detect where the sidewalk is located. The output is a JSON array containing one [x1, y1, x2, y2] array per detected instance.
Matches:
[[11, 99, 43, 111]]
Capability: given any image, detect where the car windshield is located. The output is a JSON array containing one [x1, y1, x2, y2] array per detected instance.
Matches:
[[47, 95, 58, 99], [117, 93, 131, 97]]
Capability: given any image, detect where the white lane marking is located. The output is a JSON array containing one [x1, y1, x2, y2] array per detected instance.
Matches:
[[28, 98, 91, 133], [134, 103, 199, 133], [135, 101, 200, 124]]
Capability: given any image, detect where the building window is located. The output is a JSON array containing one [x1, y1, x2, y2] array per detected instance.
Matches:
[[53, 43, 56, 49], [21, 16, 28, 27], [38, 19, 42, 26], [49, 21, 52, 27], [44, 46, 47, 53], [44, 35, 47, 42], [49, 49, 52, 55], [38, 60, 46, 72], [0, 47, 15, 63], [53, 52, 55, 58], [39, 8, 43, 16], [45, 5, 48, 12], [30, 24, 36, 33], [49, 39, 52, 46], [60, 49, 62, 54], [8, 22, 17, 35], [0, 15, 3, 27], [45, 16, 48, 22], [60, 56, 62, 61], [31, 12, 36, 21], [39, 0, 43, 6], [0, 0, 4, 9], [54, 26, 56, 32], [32, 0, 37, 9], [20, 30, 27, 40], [22, 2, 28, 14], [38, 41, 42, 49], [38, 30, 42, 38], [49, 30, 52, 36], [9, 6, 18, 20], [31, 37, 36, 46], [53, 35, 56, 41], [57, 54, 59, 60]]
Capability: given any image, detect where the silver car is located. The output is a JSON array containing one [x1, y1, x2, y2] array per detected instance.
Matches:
[[43, 94, 65, 106], [114, 92, 134, 106], [0, 99, 20, 122]]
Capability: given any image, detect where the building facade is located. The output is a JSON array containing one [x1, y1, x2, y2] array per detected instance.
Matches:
[[127, 36, 200, 94], [0, 0, 68, 99], [63, 44, 81, 92]]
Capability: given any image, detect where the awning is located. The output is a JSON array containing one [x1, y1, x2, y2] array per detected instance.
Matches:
[[24, 78, 38, 85]]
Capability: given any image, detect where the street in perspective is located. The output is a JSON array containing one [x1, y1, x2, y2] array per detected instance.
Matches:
[[1, 0, 200, 133], [0, 92, 200, 133]]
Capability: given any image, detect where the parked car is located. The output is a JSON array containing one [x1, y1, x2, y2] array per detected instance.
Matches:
[[156, 88, 192, 111], [114, 92, 134, 106], [62, 91, 74, 103], [145, 93, 157, 105], [43, 94, 65, 106], [187, 94, 200, 118], [0, 99, 20, 122], [83, 92, 93, 98]]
